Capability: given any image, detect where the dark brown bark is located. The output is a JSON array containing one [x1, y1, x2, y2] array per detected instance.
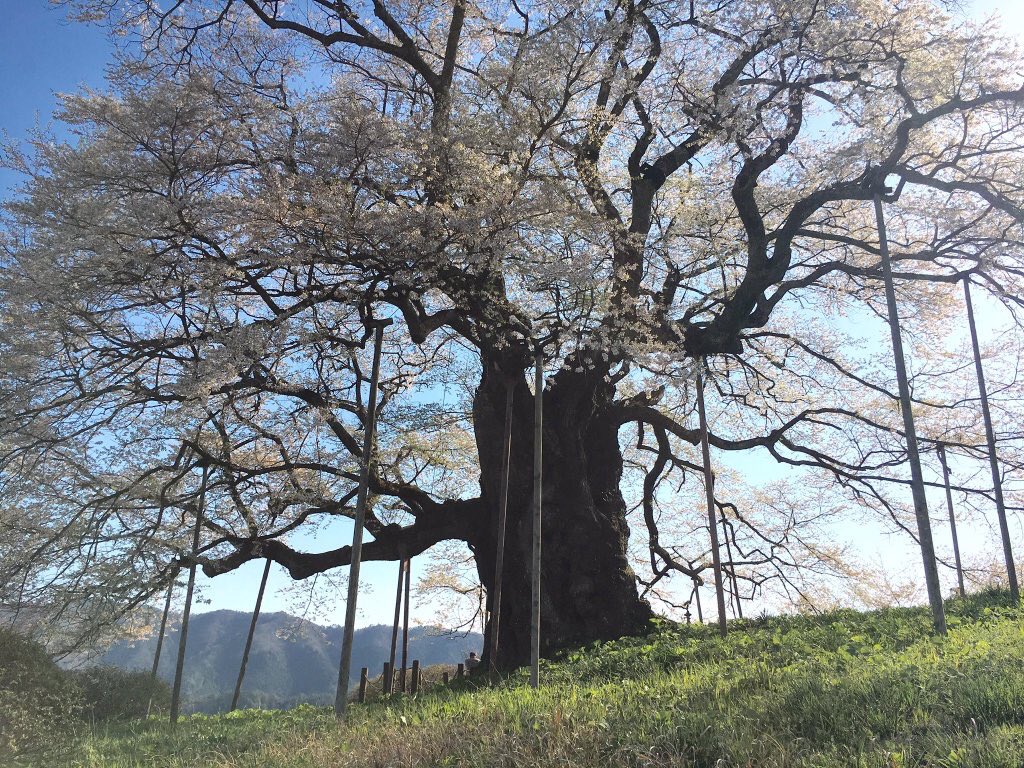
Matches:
[[473, 358, 652, 670]]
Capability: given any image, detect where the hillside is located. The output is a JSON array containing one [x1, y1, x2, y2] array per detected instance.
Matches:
[[97, 611, 481, 712], [56, 592, 1024, 767]]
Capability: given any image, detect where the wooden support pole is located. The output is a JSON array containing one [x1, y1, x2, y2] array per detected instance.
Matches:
[[693, 579, 704, 623], [936, 443, 967, 597], [720, 512, 742, 619], [488, 381, 514, 675], [874, 194, 946, 634], [336, 320, 390, 717], [696, 369, 728, 637], [230, 558, 272, 712], [150, 573, 175, 682], [443, 670, 450, 685], [170, 465, 209, 726], [530, 348, 544, 689], [382, 661, 392, 696], [963, 279, 1019, 602], [147, 569, 177, 717], [386, 559, 404, 695], [410, 660, 420, 695], [400, 558, 411, 693], [358, 668, 368, 703], [457, 662, 464, 680]]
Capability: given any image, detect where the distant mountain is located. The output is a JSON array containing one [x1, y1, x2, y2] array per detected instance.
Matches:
[[98, 610, 482, 713]]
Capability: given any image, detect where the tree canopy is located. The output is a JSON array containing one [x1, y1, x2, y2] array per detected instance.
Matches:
[[2, 0, 1024, 661]]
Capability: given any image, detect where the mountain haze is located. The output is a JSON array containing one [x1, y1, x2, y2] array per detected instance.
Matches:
[[99, 610, 482, 713]]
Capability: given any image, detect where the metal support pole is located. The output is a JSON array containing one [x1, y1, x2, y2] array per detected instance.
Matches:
[[935, 443, 966, 597], [488, 381, 514, 675], [530, 348, 543, 689], [170, 465, 209, 726], [874, 194, 946, 634], [696, 369, 728, 637], [336, 320, 390, 717], [230, 558, 272, 711], [963, 278, 1019, 602], [400, 558, 411, 693], [386, 559, 405, 694]]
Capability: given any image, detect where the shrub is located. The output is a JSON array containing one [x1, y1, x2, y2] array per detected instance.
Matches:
[[70, 665, 171, 721], [0, 627, 83, 764]]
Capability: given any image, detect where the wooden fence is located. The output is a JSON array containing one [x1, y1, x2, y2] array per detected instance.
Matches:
[[353, 661, 473, 704]]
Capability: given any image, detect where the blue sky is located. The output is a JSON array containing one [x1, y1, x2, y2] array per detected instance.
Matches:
[[2, 1, 1023, 633], [0, 3, 110, 194]]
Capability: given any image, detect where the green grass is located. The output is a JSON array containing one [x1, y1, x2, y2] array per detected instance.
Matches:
[[48, 591, 1024, 767]]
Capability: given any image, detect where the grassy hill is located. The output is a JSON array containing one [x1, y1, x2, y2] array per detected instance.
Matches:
[[55, 591, 1024, 767]]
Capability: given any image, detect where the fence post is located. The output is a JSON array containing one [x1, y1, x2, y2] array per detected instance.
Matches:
[[382, 661, 392, 695], [443, 670, 450, 685], [457, 663, 464, 680], [411, 660, 420, 695], [358, 668, 368, 703]]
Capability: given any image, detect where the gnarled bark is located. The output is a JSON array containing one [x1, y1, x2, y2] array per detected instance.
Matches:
[[472, 359, 651, 669]]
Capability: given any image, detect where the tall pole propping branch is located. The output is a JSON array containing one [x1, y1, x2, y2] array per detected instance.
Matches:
[[963, 278, 1019, 602], [147, 568, 177, 717], [530, 348, 543, 689], [386, 559, 405, 694], [696, 367, 728, 637], [720, 511, 742, 619], [873, 193, 946, 635], [400, 558, 411, 693], [150, 572, 176, 682], [488, 381, 514, 675], [335, 319, 391, 717], [230, 558, 272, 712], [170, 464, 209, 726], [935, 443, 966, 597]]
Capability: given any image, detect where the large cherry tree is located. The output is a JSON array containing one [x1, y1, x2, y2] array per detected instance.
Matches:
[[3, 0, 1024, 665]]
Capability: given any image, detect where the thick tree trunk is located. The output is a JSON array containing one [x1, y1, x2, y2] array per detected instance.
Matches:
[[472, 359, 652, 670]]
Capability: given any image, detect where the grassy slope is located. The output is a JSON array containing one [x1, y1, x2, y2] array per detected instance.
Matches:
[[63, 592, 1024, 767]]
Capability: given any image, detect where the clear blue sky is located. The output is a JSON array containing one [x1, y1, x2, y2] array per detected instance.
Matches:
[[2, 1, 1022, 632], [0, 2, 111, 195]]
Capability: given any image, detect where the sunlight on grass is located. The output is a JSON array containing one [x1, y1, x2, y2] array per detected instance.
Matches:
[[47, 591, 1024, 768]]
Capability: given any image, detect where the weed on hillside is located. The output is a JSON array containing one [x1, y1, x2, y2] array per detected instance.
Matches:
[[50, 591, 1024, 767]]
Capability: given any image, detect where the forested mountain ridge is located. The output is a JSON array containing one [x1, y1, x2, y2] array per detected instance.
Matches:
[[97, 611, 481, 713]]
